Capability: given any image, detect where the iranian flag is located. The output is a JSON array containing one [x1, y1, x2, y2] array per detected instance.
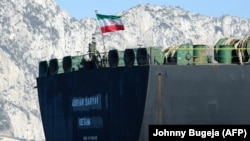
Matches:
[[96, 14, 124, 33]]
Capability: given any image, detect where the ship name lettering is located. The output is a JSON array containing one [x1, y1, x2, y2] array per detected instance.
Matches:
[[72, 96, 99, 107]]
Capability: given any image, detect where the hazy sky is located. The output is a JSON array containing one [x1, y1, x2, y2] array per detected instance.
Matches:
[[55, 0, 250, 19]]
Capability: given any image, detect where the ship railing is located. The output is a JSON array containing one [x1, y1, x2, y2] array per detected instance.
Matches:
[[38, 36, 250, 77], [38, 47, 164, 77]]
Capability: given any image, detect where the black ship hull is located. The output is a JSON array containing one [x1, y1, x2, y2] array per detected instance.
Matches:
[[37, 65, 250, 141]]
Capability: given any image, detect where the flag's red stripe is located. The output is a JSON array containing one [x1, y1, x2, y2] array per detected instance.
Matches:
[[101, 25, 124, 33]]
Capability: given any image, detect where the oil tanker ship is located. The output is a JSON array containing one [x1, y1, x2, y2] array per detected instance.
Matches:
[[36, 36, 250, 141]]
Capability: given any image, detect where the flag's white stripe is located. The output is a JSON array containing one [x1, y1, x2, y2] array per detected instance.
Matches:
[[98, 18, 123, 27]]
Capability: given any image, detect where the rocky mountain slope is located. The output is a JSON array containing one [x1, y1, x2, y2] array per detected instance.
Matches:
[[0, 0, 250, 140]]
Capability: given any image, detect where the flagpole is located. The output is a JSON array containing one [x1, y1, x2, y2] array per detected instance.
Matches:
[[95, 10, 108, 67], [95, 10, 106, 54]]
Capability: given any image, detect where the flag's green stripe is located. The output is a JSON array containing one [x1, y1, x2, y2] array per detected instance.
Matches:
[[96, 14, 121, 20]]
